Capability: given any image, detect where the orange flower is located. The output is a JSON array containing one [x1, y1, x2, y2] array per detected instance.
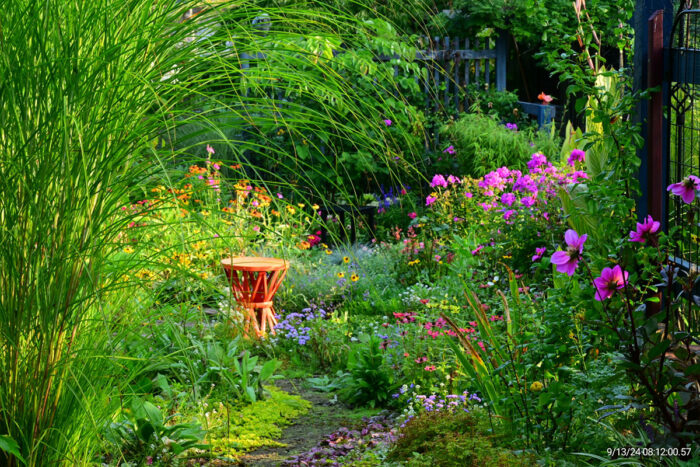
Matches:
[[250, 210, 263, 218], [537, 92, 553, 104], [298, 241, 311, 250]]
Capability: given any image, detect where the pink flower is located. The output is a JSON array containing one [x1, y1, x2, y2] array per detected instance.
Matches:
[[593, 265, 628, 301], [415, 356, 428, 364], [276, 193, 284, 199], [550, 229, 587, 276], [667, 175, 700, 204], [206, 144, 215, 155], [383, 119, 392, 126], [424, 365, 436, 371], [531, 246, 546, 262], [406, 212, 416, 220], [567, 149, 585, 166], [443, 145, 456, 154], [425, 195, 437, 206], [471, 245, 483, 256], [629, 215, 660, 243], [464, 192, 473, 198], [430, 174, 448, 188], [538, 92, 553, 104]]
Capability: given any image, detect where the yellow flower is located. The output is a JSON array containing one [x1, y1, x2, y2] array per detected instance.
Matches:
[[325, 249, 333, 255], [337, 272, 345, 278], [297, 203, 305, 208], [343, 256, 350, 263], [530, 381, 544, 392], [123, 246, 134, 254], [350, 273, 359, 282], [286, 206, 296, 215], [312, 204, 319, 210]]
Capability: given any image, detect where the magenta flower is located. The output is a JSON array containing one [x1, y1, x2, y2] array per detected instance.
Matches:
[[667, 175, 700, 204], [532, 246, 546, 262], [276, 193, 284, 199], [464, 192, 473, 198], [408, 212, 417, 219], [383, 119, 392, 126], [425, 195, 437, 206], [471, 245, 484, 256], [550, 229, 587, 276], [505, 122, 518, 131], [443, 145, 456, 155], [629, 215, 660, 243], [430, 174, 448, 188], [567, 149, 585, 166], [593, 265, 628, 301], [527, 153, 548, 170]]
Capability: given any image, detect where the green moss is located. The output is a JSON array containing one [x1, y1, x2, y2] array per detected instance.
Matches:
[[202, 386, 311, 460]]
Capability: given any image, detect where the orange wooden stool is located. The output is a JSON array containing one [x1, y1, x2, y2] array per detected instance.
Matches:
[[221, 257, 289, 337]]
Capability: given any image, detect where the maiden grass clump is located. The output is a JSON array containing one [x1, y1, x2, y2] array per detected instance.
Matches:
[[0, 1, 426, 465]]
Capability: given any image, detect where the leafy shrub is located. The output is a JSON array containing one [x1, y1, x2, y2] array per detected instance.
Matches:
[[388, 410, 534, 466], [339, 334, 398, 408], [103, 398, 206, 465], [438, 113, 560, 177]]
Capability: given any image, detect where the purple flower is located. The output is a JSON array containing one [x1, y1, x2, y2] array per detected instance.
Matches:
[[532, 246, 546, 262], [430, 174, 448, 188], [505, 122, 518, 131], [593, 265, 628, 301], [527, 153, 548, 170], [425, 195, 437, 206], [503, 209, 516, 221], [567, 149, 585, 166], [550, 229, 587, 276], [667, 175, 700, 204], [520, 196, 536, 207], [500, 192, 516, 206], [383, 119, 392, 126], [629, 215, 660, 243], [443, 145, 456, 154]]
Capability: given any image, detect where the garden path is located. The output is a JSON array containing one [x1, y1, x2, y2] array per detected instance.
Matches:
[[237, 379, 364, 466]]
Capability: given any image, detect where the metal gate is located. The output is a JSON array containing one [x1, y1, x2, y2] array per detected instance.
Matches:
[[667, 4, 700, 271]]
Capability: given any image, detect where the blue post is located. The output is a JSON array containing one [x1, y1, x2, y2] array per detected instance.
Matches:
[[495, 31, 507, 91]]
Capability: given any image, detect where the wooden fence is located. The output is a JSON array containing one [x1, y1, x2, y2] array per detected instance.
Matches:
[[237, 33, 555, 150]]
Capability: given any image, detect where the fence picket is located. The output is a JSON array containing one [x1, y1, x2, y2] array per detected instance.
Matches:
[[454, 36, 460, 112], [474, 38, 481, 85]]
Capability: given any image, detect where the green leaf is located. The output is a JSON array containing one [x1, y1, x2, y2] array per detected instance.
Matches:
[[245, 386, 257, 403], [646, 340, 671, 361], [0, 435, 26, 465], [259, 359, 280, 382]]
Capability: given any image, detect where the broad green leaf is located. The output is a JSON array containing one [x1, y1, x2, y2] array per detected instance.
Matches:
[[0, 435, 26, 465]]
